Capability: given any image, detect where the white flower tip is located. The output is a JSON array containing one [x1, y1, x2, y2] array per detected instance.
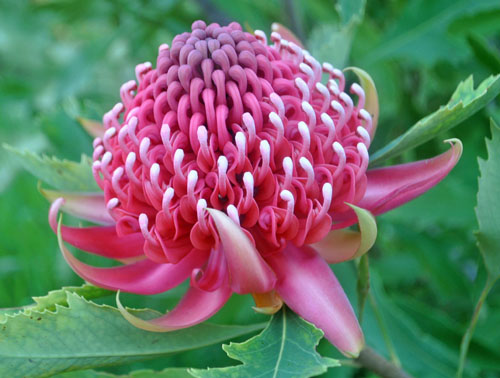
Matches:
[[299, 156, 313, 171], [357, 142, 369, 158], [283, 156, 293, 174], [269, 112, 283, 129], [280, 189, 294, 202], [357, 126, 371, 144], [321, 113, 335, 129], [359, 109, 371, 120], [217, 155, 228, 171], [333, 142, 345, 157], [243, 171, 254, 188], [322, 182, 333, 200], [226, 204, 240, 225]]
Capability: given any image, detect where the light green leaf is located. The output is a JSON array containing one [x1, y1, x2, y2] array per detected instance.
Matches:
[[190, 307, 339, 378], [0, 292, 264, 378], [308, 0, 366, 68], [475, 119, 500, 279], [58, 367, 192, 378], [3, 144, 99, 192], [31, 284, 112, 312], [336, 0, 366, 27], [308, 25, 353, 69], [370, 74, 500, 165]]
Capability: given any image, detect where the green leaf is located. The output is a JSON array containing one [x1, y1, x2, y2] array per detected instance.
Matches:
[[370, 74, 500, 165], [363, 0, 500, 65], [0, 293, 264, 378], [58, 367, 193, 378], [336, 0, 366, 27], [3, 144, 99, 192], [467, 33, 500, 73], [475, 119, 500, 279], [308, 0, 366, 68], [190, 307, 339, 378], [31, 284, 112, 312]]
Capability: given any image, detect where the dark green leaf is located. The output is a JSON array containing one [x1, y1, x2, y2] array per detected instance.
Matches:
[[370, 75, 500, 165], [467, 34, 500, 74], [190, 307, 338, 378]]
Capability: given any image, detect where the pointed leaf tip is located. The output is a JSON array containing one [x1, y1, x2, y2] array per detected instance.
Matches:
[[77, 117, 104, 138], [207, 208, 276, 294]]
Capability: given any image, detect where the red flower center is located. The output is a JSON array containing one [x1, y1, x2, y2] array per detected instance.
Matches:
[[92, 21, 371, 263]]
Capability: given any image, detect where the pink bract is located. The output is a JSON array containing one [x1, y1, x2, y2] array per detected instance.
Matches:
[[49, 21, 462, 358]]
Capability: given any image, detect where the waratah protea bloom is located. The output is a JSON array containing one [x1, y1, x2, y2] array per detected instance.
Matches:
[[47, 21, 462, 358]]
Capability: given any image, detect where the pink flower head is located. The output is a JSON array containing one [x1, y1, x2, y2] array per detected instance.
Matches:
[[49, 21, 462, 358]]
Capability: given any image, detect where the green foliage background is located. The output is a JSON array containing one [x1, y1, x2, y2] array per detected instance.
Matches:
[[0, 0, 499, 376]]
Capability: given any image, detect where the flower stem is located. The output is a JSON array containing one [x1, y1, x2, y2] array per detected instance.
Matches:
[[456, 275, 498, 378], [369, 291, 401, 367], [356, 346, 413, 378]]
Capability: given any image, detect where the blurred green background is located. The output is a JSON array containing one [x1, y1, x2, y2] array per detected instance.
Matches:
[[1, 0, 499, 376]]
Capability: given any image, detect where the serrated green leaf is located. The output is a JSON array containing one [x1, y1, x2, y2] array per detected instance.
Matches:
[[190, 307, 339, 378], [370, 74, 500, 165], [475, 119, 500, 279], [58, 367, 192, 378], [0, 293, 264, 378], [0, 284, 112, 321], [3, 144, 99, 192], [30, 284, 112, 312]]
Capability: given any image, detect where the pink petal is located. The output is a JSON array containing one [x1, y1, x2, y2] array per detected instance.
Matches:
[[266, 243, 364, 357], [77, 117, 104, 138], [49, 198, 144, 259], [207, 208, 276, 294], [41, 187, 114, 225], [333, 139, 463, 227], [117, 281, 232, 332], [271, 23, 304, 47], [313, 204, 377, 264], [57, 218, 207, 294]]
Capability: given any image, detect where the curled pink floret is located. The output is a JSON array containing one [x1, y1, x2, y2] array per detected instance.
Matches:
[[51, 20, 462, 358]]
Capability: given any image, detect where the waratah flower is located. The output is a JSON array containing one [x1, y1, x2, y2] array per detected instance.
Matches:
[[47, 21, 462, 358]]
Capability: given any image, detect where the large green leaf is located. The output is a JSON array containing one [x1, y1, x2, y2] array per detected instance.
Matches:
[[3, 145, 99, 192], [0, 293, 264, 378], [363, 0, 500, 65], [475, 119, 500, 279], [190, 307, 338, 378], [370, 74, 500, 165], [58, 368, 193, 378]]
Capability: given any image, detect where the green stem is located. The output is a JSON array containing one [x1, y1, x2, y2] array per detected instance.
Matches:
[[356, 346, 413, 378], [369, 291, 401, 367], [456, 275, 497, 378]]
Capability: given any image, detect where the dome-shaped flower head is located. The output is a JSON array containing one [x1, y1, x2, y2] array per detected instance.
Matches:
[[49, 21, 462, 358]]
